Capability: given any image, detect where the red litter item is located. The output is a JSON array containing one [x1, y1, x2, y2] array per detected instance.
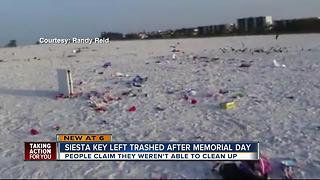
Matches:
[[128, 106, 136, 112], [95, 107, 107, 112], [30, 129, 39, 135], [191, 99, 197, 104], [55, 93, 65, 99]]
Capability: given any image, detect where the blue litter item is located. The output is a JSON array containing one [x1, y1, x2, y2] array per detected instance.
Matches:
[[132, 75, 147, 87], [281, 160, 296, 167], [133, 75, 143, 83], [103, 62, 112, 68]]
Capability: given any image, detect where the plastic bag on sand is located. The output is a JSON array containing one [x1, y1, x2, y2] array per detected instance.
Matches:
[[273, 59, 286, 68], [114, 72, 129, 78], [172, 53, 177, 60]]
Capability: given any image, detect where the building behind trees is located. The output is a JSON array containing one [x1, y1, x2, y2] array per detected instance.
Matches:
[[237, 16, 273, 34], [97, 16, 320, 41]]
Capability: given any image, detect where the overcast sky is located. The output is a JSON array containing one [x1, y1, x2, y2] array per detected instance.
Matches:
[[0, 0, 319, 45]]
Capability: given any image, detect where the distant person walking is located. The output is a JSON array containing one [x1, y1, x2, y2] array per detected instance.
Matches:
[[275, 34, 279, 40]]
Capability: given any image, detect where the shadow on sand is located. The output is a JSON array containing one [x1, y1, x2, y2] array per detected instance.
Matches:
[[0, 88, 58, 98]]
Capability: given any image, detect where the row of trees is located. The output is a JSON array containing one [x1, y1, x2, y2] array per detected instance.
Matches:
[[3, 40, 17, 47]]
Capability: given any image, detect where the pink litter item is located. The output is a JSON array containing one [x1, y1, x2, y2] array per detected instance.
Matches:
[[30, 129, 39, 135], [191, 99, 198, 104], [128, 106, 136, 112]]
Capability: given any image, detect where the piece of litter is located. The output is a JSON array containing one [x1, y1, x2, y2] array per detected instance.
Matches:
[[281, 160, 296, 167], [53, 125, 60, 131], [30, 129, 39, 135], [155, 106, 166, 111], [221, 101, 236, 109], [128, 106, 136, 112], [95, 107, 107, 112], [185, 89, 197, 96], [191, 99, 198, 104], [219, 89, 229, 95], [55, 93, 65, 100], [72, 48, 81, 53], [103, 62, 112, 68], [273, 59, 286, 68], [115, 72, 128, 77], [98, 72, 104, 75], [132, 75, 148, 87], [172, 53, 176, 60], [232, 92, 245, 98], [239, 63, 251, 68], [286, 96, 295, 100], [273, 59, 281, 67]]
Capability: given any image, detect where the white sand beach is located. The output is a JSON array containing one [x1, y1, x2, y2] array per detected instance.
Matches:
[[0, 34, 319, 178]]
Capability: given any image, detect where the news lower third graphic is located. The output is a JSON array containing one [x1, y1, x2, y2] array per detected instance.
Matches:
[[25, 134, 259, 161]]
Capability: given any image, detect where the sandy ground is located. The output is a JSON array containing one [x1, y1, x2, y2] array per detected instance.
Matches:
[[0, 34, 319, 179]]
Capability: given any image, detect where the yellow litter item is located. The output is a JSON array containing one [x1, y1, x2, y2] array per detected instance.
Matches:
[[221, 101, 236, 109]]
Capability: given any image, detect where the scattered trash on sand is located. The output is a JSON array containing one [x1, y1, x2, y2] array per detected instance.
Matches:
[[30, 129, 39, 135], [273, 59, 286, 68], [212, 154, 272, 179]]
